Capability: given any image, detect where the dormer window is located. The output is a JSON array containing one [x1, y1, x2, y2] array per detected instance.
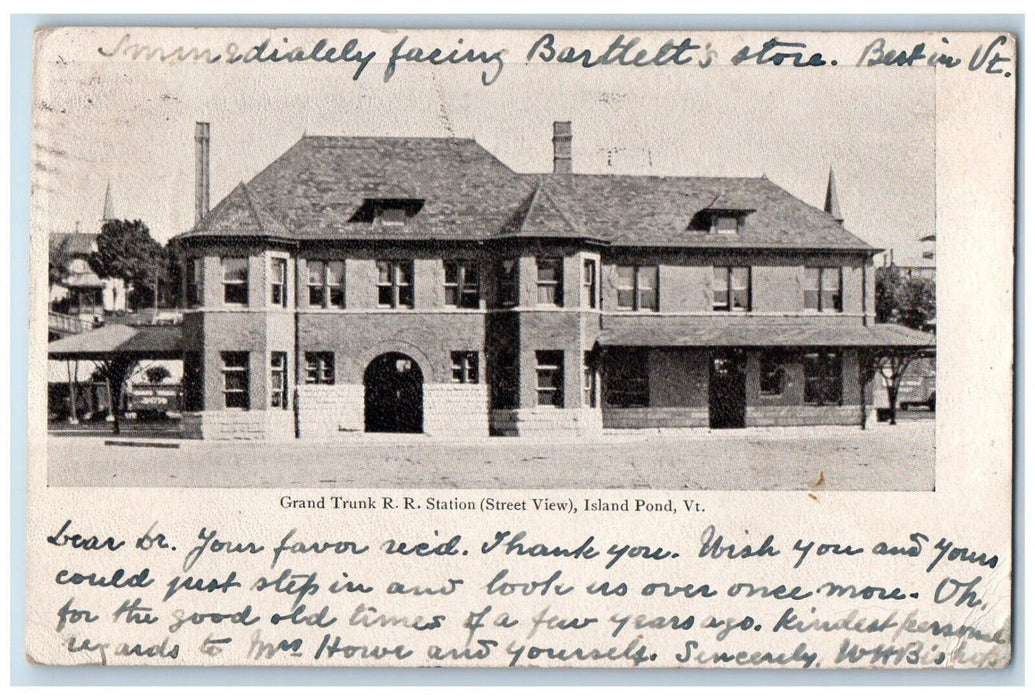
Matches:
[[688, 208, 753, 233], [380, 208, 406, 226], [350, 198, 424, 226], [714, 214, 739, 234]]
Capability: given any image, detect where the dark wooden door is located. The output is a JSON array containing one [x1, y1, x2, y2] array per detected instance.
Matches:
[[364, 353, 424, 433], [709, 349, 746, 429]]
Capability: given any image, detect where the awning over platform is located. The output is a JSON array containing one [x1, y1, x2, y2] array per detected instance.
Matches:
[[48, 323, 183, 360], [597, 322, 933, 349]]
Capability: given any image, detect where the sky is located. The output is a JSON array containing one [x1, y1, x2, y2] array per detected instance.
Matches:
[[33, 31, 937, 265]]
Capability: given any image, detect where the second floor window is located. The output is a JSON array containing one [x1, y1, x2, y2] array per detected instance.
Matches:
[[616, 265, 659, 311], [582, 259, 598, 309], [270, 258, 288, 307], [714, 266, 750, 312], [498, 259, 519, 307], [537, 258, 563, 306], [222, 257, 248, 306], [377, 261, 414, 309], [186, 258, 202, 308], [308, 261, 345, 308], [444, 261, 480, 309], [804, 267, 843, 312]]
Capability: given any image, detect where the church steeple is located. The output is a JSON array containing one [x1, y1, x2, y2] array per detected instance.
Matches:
[[824, 168, 843, 225], [101, 181, 115, 222]]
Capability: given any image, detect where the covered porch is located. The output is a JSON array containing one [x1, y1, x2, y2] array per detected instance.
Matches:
[[596, 321, 934, 429], [47, 323, 184, 435]]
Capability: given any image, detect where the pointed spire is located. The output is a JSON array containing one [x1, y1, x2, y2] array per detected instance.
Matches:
[[824, 167, 843, 224], [101, 181, 114, 222]]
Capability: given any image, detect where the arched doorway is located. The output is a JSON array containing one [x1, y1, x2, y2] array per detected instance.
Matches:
[[364, 352, 424, 433]]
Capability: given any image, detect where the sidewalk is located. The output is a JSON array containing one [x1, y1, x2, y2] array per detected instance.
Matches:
[[47, 420, 935, 491]]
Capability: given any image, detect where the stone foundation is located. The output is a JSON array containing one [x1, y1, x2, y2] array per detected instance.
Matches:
[[603, 407, 709, 429], [180, 409, 294, 440], [295, 382, 489, 437], [424, 384, 489, 437], [746, 405, 862, 427], [296, 384, 364, 437], [491, 407, 602, 437]]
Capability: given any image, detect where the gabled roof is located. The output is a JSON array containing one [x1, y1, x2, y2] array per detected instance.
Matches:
[[48, 323, 183, 360], [187, 181, 292, 238], [50, 232, 97, 256], [176, 135, 877, 252], [500, 177, 585, 238]]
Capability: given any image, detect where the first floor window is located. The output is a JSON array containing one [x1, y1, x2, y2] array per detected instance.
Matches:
[[713, 266, 750, 311], [582, 259, 598, 309], [537, 258, 563, 306], [270, 258, 288, 307], [759, 351, 785, 396], [222, 257, 249, 306], [377, 260, 414, 308], [451, 351, 479, 383], [804, 266, 843, 312], [304, 352, 334, 385], [221, 351, 249, 409], [583, 351, 597, 408], [536, 350, 564, 407], [604, 349, 649, 407], [803, 350, 842, 406], [271, 352, 288, 409], [491, 350, 518, 409], [444, 261, 480, 308], [616, 265, 659, 311], [498, 259, 519, 307]]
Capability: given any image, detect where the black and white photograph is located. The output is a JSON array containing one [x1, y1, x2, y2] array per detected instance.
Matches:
[[41, 34, 936, 490]]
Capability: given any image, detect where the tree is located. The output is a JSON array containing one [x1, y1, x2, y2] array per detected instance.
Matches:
[[871, 266, 936, 424], [49, 238, 74, 289], [88, 219, 164, 311], [144, 365, 172, 384], [875, 265, 936, 331], [89, 358, 138, 435]]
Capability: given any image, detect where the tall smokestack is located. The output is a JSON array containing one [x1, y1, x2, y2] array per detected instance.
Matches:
[[552, 121, 572, 174], [194, 122, 210, 225]]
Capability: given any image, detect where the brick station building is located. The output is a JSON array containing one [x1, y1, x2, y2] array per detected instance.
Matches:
[[172, 122, 930, 440]]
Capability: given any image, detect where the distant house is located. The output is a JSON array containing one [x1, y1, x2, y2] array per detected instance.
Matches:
[[49, 183, 128, 321], [170, 121, 930, 440]]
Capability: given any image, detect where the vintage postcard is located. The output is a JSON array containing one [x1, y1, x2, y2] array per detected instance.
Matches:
[[27, 27, 1014, 669]]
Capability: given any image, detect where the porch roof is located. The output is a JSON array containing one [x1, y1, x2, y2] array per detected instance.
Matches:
[[597, 322, 933, 349], [48, 323, 183, 360]]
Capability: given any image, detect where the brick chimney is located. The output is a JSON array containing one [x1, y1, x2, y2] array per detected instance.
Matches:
[[194, 122, 210, 225], [552, 121, 572, 174]]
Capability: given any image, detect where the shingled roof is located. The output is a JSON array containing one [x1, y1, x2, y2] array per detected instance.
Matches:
[[177, 135, 876, 252], [50, 232, 98, 256]]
